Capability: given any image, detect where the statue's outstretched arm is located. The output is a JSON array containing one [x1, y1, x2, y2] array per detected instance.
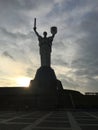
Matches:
[[50, 34, 55, 40], [33, 27, 40, 37], [52, 34, 55, 38]]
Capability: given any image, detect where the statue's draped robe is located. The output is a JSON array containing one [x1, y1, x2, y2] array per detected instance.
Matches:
[[38, 36, 53, 67]]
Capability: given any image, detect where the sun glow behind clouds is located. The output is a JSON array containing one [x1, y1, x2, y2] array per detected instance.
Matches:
[[16, 77, 31, 87]]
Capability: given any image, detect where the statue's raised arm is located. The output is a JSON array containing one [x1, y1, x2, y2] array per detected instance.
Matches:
[[33, 18, 40, 37]]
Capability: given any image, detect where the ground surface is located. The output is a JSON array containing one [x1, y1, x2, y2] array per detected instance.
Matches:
[[0, 110, 98, 130]]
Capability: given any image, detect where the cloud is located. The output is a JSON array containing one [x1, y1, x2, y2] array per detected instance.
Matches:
[[52, 56, 68, 66], [0, 0, 55, 33], [72, 9, 98, 70], [61, 3, 98, 93], [2, 51, 15, 60], [0, 26, 38, 62]]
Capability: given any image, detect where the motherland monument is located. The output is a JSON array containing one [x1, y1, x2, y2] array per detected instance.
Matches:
[[33, 18, 57, 67], [29, 18, 63, 108]]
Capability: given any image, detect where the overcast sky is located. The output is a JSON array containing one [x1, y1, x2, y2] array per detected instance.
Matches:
[[0, 0, 98, 93]]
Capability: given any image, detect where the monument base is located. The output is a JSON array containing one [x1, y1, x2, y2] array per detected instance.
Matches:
[[29, 66, 63, 109]]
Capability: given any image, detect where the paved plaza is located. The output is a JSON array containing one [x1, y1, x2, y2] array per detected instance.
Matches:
[[0, 110, 98, 130]]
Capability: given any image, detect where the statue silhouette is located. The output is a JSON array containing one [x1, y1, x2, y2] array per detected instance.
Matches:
[[33, 18, 57, 67]]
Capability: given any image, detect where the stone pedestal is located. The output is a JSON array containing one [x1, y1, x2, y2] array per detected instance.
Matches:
[[29, 67, 63, 109]]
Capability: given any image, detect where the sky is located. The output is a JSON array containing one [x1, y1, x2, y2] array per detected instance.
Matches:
[[0, 0, 98, 94]]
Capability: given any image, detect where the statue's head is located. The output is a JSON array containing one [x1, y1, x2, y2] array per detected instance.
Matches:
[[43, 31, 47, 37]]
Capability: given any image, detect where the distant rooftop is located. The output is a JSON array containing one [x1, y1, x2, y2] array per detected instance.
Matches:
[[85, 92, 98, 95]]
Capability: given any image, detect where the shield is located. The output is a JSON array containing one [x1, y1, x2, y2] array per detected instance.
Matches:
[[51, 26, 57, 35]]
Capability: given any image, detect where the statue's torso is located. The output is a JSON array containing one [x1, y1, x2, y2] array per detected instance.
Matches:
[[38, 36, 53, 54]]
